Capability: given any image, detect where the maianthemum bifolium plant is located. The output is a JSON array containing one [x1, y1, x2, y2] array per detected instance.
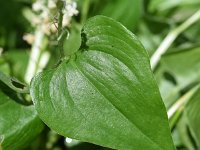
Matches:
[[1, 0, 200, 150]]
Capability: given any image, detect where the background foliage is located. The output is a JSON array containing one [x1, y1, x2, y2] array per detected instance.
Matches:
[[0, 0, 200, 150]]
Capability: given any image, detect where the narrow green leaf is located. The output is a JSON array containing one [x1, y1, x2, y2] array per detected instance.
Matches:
[[185, 85, 200, 148], [175, 116, 196, 150], [149, 0, 200, 20], [30, 16, 175, 150], [0, 135, 3, 150], [0, 71, 29, 94], [0, 91, 44, 150]]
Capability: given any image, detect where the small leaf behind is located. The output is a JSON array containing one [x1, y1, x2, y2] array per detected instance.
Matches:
[[0, 91, 44, 150]]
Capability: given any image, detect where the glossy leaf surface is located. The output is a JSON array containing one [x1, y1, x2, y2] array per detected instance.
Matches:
[[30, 16, 175, 150]]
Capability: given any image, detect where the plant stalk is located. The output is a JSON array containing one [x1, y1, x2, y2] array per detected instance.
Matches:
[[57, 1, 65, 58], [167, 85, 199, 119], [81, 0, 90, 24], [25, 26, 44, 83], [151, 10, 200, 70]]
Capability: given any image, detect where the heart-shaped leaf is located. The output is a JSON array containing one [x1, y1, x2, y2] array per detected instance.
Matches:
[[0, 91, 44, 150], [30, 16, 175, 150]]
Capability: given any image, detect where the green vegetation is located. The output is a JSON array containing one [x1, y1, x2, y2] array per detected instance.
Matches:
[[0, 0, 200, 150]]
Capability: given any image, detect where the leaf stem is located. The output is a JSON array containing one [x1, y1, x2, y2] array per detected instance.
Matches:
[[57, 1, 66, 58], [150, 10, 200, 70], [37, 51, 51, 72], [81, 0, 90, 24], [169, 105, 183, 129], [58, 4, 64, 36], [25, 26, 44, 83]]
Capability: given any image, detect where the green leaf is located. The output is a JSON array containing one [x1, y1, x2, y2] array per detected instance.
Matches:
[[0, 91, 44, 150], [175, 116, 196, 150], [90, 0, 142, 31], [64, 27, 81, 56], [161, 45, 200, 88], [0, 57, 10, 76], [0, 71, 29, 94], [3, 49, 29, 81], [0, 71, 30, 105], [137, 21, 164, 56], [155, 69, 180, 109], [149, 0, 200, 20], [30, 16, 175, 150], [185, 85, 200, 148], [184, 21, 200, 43]]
